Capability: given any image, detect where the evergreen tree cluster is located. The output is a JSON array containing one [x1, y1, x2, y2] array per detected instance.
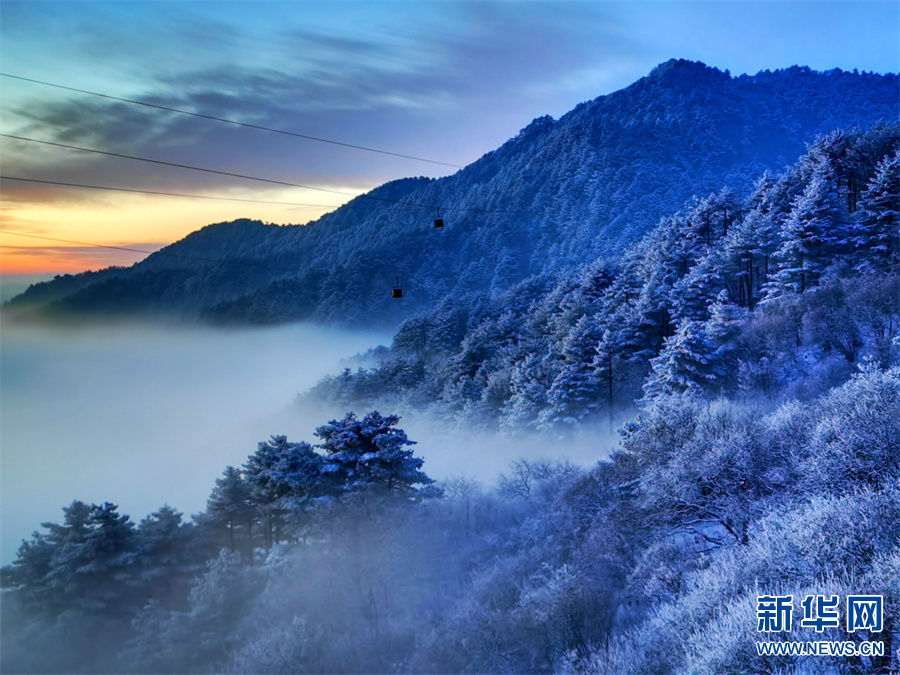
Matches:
[[1, 411, 435, 673], [310, 125, 900, 430]]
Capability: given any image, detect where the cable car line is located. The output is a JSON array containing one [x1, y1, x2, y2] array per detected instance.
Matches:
[[0, 133, 397, 203], [0, 72, 463, 169], [1, 230, 196, 259], [0, 176, 339, 208], [0, 134, 532, 215]]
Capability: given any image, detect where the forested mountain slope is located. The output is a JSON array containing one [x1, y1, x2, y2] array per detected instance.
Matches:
[[8, 60, 898, 327], [4, 359, 899, 673], [310, 126, 900, 429]]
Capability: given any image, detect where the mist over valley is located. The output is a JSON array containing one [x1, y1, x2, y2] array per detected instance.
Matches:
[[0, 319, 390, 563], [1, 318, 616, 567]]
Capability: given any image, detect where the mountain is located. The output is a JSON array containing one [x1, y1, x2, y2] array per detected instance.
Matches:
[[8, 60, 898, 327], [308, 125, 899, 429]]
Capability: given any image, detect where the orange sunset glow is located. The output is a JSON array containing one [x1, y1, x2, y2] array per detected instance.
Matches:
[[0, 188, 348, 274]]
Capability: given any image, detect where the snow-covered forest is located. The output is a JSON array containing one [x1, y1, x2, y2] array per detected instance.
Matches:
[[311, 126, 900, 431], [3, 118, 898, 673]]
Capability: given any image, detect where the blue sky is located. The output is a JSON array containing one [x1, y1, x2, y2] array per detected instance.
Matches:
[[0, 0, 897, 272]]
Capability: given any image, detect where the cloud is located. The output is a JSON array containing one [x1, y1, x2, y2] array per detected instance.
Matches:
[[1, 2, 643, 208], [421, 3, 637, 100]]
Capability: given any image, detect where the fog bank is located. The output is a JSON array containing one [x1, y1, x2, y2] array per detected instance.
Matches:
[[1, 317, 619, 566], [0, 319, 388, 564]]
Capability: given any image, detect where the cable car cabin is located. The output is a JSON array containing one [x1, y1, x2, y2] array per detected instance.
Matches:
[[392, 276, 403, 298], [434, 217, 444, 228]]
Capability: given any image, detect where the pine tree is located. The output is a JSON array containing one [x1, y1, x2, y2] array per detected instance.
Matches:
[[243, 436, 323, 547], [314, 412, 433, 495], [643, 321, 724, 398], [490, 253, 521, 296], [685, 188, 739, 251], [3, 501, 140, 615], [768, 164, 849, 296], [671, 257, 724, 323], [595, 328, 621, 429], [501, 352, 553, 429], [705, 290, 748, 389], [1, 533, 55, 612], [745, 171, 802, 297], [136, 505, 197, 605], [851, 151, 900, 273], [77, 503, 138, 614], [42, 500, 93, 548], [539, 316, 604, 428], [205, 466, 255, 560]]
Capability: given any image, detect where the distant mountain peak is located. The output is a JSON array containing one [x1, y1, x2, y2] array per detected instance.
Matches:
[[647, 58, 727, 81], [515, 114, 555, 141]]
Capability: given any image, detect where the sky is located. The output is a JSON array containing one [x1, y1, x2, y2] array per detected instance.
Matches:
[[0, 0, 897, 275]]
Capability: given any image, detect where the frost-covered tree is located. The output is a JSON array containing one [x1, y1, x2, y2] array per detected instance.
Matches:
[[45, 500, 93, 543], [204, 466, 255, 560], [643, 321, 724, 398], [539, 315, 604, 428], [126, 550, 263, 674], [628, 398, 782, 549], [744, 172, 790, 295], [78, 502, 139, 612], [392, 316, 430, 360], [671, 257, 724, 323], [2, 501, 140, 617], [3, 502, 94, 612], [768, 163, 849, 296], [799, 365, 900, 493], [851, 150, 900, 273], [705, 290, 748, 387], [314, 411, 433, 495], [843, 274, 900, 366], [501, 352, 553, 429], [135, 505, 198, 607], [243, 436, 323, 548]]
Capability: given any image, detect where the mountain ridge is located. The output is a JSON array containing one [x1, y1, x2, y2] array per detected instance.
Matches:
[[7, 60, 898, 327]]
